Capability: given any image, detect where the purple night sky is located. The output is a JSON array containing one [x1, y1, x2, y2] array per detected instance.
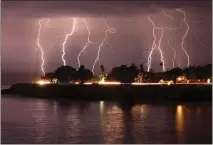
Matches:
[[1, 0, 212, 84]]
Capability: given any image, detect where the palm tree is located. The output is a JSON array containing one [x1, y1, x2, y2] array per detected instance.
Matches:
[[160, 62, 163, 71], [140, 64, 144, 73], [100, 65, 105, 75]]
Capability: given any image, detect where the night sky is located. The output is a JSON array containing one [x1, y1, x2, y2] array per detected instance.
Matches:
[[1, 0, 212, 83]]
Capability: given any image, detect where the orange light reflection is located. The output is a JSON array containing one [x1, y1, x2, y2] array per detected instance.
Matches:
[[176, 105, 185, 143]]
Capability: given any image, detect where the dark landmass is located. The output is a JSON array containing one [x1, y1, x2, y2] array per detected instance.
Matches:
[[2, 83, 212, 103]]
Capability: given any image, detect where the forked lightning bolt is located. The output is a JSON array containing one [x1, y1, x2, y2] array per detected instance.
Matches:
[[163, 10, 173, 20], [60, 18, 77, 66], [147, 16, 158, 72], [77, 19, 92, 68], [147, 16, 165, 72], [177, 8, 190, 67], [157, 27, 166, 71], [162, 10, 180, 69], [168, 36, 176, 68], [37, 18, 49, 76], [162, 9, 185, 31], [92, 21, 116, 74]]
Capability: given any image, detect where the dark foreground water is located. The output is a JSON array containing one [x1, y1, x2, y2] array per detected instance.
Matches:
[[1, 95, 212, 144]]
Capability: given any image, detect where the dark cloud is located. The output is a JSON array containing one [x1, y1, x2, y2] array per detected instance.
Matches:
[[2, 1, 211, 18]]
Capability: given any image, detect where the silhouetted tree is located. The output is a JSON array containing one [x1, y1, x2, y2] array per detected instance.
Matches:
[[44, 72, 56, 82], [160, 62, 163, 71], [166, 67, 183, 83], [130, 64, 138, 79], [79, 65, 85, 70], [55, 66, 76, 83], [110, 64, 138, 83], [139, 64, 144, 73], [100, 65, 105, 74], [50, 63, 211, 84], [77, 65, 93, 84], [204, 64, 212, 79], [189, 72, 197, 81]]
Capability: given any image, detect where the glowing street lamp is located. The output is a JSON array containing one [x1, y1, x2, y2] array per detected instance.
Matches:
[[36, 79, 51, 85], [207, 79, 211, 83]]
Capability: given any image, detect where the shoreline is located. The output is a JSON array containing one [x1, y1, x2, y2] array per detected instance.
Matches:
[[2, 83, 212, 103]]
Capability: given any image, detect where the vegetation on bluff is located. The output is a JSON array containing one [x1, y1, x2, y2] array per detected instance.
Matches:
[[42, 64, 212, 84], [2, 64, 212, 102]]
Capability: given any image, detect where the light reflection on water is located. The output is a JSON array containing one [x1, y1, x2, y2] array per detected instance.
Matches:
[[176, 105, 184, 143], [102, 105, 124, 143], [66, 107, 80, 143], [1, 96, 212, 144], [31, 101, 48, 143]]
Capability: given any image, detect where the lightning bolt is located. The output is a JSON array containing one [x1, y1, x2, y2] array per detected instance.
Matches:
[[177, 8, 190, 67], [140, 51, 149, 64], [162, 10, 174, 20], [147, 16, 165, 72], [37, 18, 49, 76], [157, 27, 166, 71], [161, 9, 184, 31], [147, 17, 158, 72], [186, 17, 209, 58], [91, 20, 116, 74], [77, 19, 93, 68], [161, 10, 180, 69], [140, 51, 150, 59], [168, 36, 176, 68], [60, 18, 77, 66]]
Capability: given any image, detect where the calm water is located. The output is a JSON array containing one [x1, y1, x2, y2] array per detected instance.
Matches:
[[1, 95, 212, 144]]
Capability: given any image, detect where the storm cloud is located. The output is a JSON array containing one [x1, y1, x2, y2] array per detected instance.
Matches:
[[1, 0, 212, 84], [2, 1, 211, 18]]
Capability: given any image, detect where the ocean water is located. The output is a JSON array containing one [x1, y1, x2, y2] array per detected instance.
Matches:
[[1, 95, 212, 144]]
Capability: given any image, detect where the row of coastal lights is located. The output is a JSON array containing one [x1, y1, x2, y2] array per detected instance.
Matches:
[[34, 75, 211, 86], [34, 75, 107, 85], [160, 76, 211, 85], [34, 76, 120, 86]]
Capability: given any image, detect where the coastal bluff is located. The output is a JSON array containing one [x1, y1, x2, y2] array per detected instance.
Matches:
[[2, 83, 212, 103]]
